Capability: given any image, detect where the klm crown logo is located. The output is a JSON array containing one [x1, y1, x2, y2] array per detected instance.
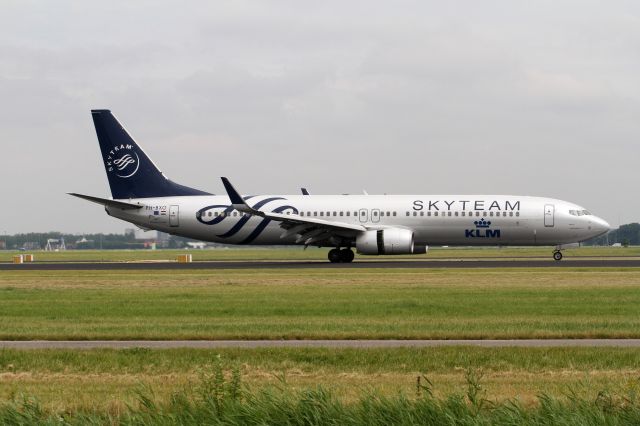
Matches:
[[466, 217, 500, 239], [474, 218, 491, 228]]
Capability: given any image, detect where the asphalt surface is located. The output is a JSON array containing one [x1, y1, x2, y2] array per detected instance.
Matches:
[[2, 339, 640, 349], [2, 259, 640, 270]]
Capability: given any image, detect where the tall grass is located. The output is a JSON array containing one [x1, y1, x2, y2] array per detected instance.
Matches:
[[2, 360, 640, 425]]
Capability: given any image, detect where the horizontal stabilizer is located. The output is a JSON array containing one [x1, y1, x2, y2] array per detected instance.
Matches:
[[68, 193, 144, 210]]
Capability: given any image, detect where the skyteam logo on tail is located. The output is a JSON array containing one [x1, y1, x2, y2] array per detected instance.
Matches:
[[104, 144, 140, 178], [465, 218, 501, 238]]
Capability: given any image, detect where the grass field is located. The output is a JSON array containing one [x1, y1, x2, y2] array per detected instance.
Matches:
[[1, 347, 640, 415], [3, 246, 640, 262], [1, 268, 640, 340], [3, 261, 640, 423]]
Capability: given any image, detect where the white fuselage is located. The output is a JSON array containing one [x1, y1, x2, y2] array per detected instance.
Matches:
[[106, 194, 611, 248]]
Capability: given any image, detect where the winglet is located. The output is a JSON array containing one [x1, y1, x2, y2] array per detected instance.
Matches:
[[301, 188, 310, 195], [220, 177, 263, 216], [221, 177, 244, 204]]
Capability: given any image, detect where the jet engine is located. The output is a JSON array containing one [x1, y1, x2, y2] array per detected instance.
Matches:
[[356, 228, 426, 255]]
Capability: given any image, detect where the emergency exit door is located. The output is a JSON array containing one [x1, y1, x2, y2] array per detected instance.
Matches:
[[169, 205, 179, 227], [544, 204, 554, 227]]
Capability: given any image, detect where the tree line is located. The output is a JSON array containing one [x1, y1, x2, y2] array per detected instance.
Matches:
[[584, 222, 640, 246], [0, 232, 196, 250], [1, 223, 638, 250]]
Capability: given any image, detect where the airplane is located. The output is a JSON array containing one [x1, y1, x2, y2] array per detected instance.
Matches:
[[70, 110, 612, 263]]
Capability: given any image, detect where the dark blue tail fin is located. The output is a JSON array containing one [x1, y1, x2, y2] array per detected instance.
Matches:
[[91, 110, 211, 199]]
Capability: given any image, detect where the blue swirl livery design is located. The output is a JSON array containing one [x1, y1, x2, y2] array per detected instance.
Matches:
[[196, 197, 298, 244]]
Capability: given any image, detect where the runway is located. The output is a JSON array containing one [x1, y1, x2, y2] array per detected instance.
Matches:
[[2, 259, 640, 270], [2, 339, 640, 349]]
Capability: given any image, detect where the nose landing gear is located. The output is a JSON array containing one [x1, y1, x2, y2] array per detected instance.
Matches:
[[328, 248, 355, 263], [552, 250, 563, 261]]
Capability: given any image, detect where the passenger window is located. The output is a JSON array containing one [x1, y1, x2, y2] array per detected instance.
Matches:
[[386, 212, 390, 216], [461, 212, 465, 216], [374, 211, 378, 216], [346, 212, 350, 216], [413, 211, 417, 216], [339, 212, 343, 216], [427, 211, 431, 217], [320, 212, 324, 216], [509, 212, 513, 217], [516, 212, 520, 217], [434, 212, 439, 217], [489, 212, 494, 217], [393, 212, 397, 216], [455, 212, 459, 217], [420, 211, 424, 216], [314, 212, 318, 216], [406, 212, 410, 216]]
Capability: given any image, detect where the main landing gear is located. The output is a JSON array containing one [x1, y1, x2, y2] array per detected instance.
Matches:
[[553, 250, 563, 261], [328, 248, 355, 263]]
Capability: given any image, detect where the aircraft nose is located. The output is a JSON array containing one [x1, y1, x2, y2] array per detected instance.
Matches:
[[592, 217, 612, 234]]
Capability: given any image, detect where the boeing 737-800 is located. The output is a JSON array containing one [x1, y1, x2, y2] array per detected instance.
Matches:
[[70, 110, 611, 263]]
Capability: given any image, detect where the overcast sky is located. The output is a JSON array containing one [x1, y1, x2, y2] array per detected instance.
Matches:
[[1, 0, 639, 234]]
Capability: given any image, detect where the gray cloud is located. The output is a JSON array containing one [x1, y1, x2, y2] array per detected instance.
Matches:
[[1, 0, 639, 233]]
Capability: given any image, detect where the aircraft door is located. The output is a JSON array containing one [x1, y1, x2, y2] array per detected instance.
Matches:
[[359, 208, 368, 223], [169, 205, 179, 227], [371, 209, 381, 223], [544, 204, 554, 227]]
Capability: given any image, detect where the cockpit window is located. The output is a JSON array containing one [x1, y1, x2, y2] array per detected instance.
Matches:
[[569, 209, 591, 216]]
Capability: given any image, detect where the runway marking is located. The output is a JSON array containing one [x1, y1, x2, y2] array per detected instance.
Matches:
[[2, 259, 640, 270], [2, 339, 640, 349]]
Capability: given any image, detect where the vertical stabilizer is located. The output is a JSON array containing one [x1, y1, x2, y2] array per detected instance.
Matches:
[[91, 110, 210, 199]]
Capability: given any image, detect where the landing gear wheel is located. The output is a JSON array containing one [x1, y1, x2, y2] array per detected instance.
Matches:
[[328, 249, 342, 263], [339, 249, 355, 263], [553, 251, 563, 261]]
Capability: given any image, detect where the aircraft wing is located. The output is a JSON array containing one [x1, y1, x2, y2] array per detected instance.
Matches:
[[221, 177, 365, 245]]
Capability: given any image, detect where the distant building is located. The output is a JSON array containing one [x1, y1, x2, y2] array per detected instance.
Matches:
[[23, 241, 42, 250], [133, 230, 170, 249], [186, 242, 207, 249], [134, 228, 154, 240]]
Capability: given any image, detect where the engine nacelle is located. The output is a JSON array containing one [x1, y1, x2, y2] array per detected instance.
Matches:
[[356, 228, 423, 255]]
